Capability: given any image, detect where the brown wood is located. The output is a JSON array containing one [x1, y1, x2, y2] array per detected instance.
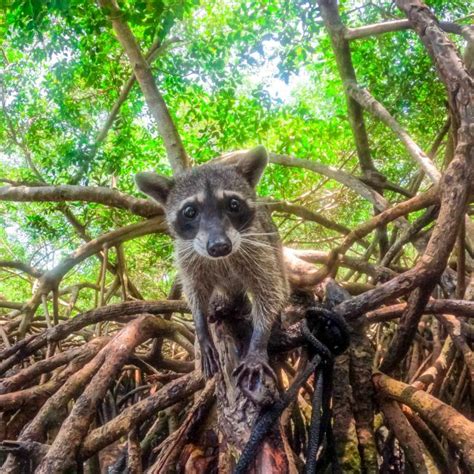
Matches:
[[97, 0, 188, 173], [374, 372, 474, 470], [379, 399, 438, 473]]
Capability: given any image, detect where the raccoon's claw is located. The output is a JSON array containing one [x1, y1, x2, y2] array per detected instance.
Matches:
[[233, 353, 277, 405], [201, 342, 219, 379]]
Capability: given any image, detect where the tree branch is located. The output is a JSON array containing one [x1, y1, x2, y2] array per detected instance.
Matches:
[[34, 315, 194, 473], [317, 0, 376, 174], [69, 37, 183, 183], [269, 153, 388, 212], [378, 399, 437, 472], [0, 261, 42, 278], [265, 199, 358, 239], [98, 0, 189, 173], [345, 80, 442, 183], [17, 216, 167, 337], [373, 372, 474, 470], [366, 299, 474, 322], [345, 19, 474, 41], [333, 1, 473, 327], [373, 0, 474, 372], [81, 371, 204, 460], [0, 300, 188, 376], [0, 184, 162, 217]]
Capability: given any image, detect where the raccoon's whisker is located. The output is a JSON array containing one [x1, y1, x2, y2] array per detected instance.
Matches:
[[181, 250, 196, 261], [238, 248, 263, 274], [240, 238, 275, 250], [240, 254, 275, 280], [176, 244, 199, 262], [178, 252, 196, 264], [241, 232, 278, 237], [238, 246, 273, 275], [222, 255, 231, 274], [179, 249, 192, 255], [239, 248, 281, 276], [239, 244, 273, 261], [176, 245, 193, 257], [240, 236, 273, 243], [241, 234, 278, 242]]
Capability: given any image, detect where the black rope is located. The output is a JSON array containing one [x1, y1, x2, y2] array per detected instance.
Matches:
[[304, 367, 324, 474], [303, 306, 349, 474], [234, 348, 322, 474], [235, 307, 350, 474]]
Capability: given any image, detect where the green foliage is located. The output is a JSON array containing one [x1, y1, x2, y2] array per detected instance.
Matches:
[[0, 0, 470, 309]]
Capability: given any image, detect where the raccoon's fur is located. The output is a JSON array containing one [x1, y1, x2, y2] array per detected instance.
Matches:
[[135, 146, 288, 391]]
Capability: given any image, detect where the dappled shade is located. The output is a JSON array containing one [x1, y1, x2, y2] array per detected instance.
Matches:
[[0, 0, 473, 472]]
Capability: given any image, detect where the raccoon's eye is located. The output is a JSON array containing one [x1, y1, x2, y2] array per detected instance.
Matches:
[[182, 205, 197, 219], [228, 198, 241, 213]]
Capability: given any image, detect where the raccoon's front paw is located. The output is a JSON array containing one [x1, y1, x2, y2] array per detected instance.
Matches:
[[233, 352, 277, 405], [200, 341, 219, 379]]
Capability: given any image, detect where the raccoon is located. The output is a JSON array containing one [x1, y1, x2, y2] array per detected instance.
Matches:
[[135, 146, 288, 394]]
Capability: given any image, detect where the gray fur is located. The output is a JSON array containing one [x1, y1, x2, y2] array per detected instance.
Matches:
[[136, 147, 288, 383]]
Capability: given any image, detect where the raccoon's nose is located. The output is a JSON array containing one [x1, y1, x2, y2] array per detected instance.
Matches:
[[207, 237, 232, 258]]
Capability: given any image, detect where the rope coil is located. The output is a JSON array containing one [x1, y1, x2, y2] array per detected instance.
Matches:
[[235, 306, 350, 474]]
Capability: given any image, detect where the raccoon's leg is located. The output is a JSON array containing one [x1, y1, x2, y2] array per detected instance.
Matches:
[[183, 283, 219, 379], [232, 251, 288, 398], [194, 306, 219, 379], [233, 298, 283, 403]]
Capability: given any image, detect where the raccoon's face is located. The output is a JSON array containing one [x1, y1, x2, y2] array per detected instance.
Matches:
[[168, 185, 254, 258], [135, 146, 268, 259]]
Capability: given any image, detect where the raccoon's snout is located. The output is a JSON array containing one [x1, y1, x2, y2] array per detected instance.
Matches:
[[207, 236, 232, 258]]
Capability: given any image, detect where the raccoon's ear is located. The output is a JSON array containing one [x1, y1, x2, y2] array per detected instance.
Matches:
[[135, 172, 174, 205], [235, 146, 268, 187]]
